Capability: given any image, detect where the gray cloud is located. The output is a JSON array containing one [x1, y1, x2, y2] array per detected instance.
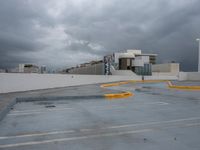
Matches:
[[0, 0, 200, 71]]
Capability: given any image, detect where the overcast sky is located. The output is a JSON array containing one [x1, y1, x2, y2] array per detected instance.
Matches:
[[0, 0, 200, 71]]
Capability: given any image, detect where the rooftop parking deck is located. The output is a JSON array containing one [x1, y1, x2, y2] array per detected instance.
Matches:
[[0, 81, 200, 150]]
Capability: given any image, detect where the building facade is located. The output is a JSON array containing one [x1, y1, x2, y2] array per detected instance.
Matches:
[[66, 60, 104, 75], [18, 64, 40, 73], [104, 50, 157, 75]]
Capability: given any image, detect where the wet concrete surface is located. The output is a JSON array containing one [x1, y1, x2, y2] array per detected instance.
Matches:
[[0, 84, 119, 119], [0, 82, 200, 149]]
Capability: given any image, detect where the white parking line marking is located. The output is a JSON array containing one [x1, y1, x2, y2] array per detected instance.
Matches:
[[0, 130, 75, 140], [8, 108, 77, 116], [0, 129, 152, 148], [185, 123, 200, 127], [8, 112, 46, 116], [135, 102, 168, 105], [80, 117, 200, 131], [147, 102, 169, 105], [8, 102, 169, 116], [12, 107, 74, 113], [106, 117, 200, 129]]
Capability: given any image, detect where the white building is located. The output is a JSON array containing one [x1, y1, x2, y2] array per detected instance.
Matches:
[[104, 49, 157, 75], [65, 49, 179, 76], [18, 64, 39, 73], [40, 65, 47, 74], [18, 64, 25, 73]]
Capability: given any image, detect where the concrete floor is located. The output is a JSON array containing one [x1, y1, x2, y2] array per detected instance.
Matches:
[[0, 82, 200, 150]]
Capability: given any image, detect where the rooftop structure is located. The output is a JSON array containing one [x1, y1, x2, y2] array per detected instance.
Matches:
[[65, 60, 104, 75], [40, 65, 47, 74], [104, 49, 157, 75], [19, 64, 40, 73], [64, 49, 179, 76], [64, 49, 158, 75]]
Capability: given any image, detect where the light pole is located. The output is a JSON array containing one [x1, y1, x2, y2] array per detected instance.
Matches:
[[197, 38, 200, 72]]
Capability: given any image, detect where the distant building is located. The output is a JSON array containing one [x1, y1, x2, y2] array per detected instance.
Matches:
[[63, 49, 179, 76], [18, 64, 25, 73], [65, 60, 104, 75], [64, 49, 157, 75], [0, 69, 5, 73], [18, 64, 40, 73], [152, 63, 180, 76], [9, 67, 19, 73], [40, 65, 47, 74], [104, 49, 157, 75]]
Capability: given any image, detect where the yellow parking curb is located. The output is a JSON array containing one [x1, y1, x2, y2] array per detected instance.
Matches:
[[100, 81, 129, 88], [100, 82, 134, 99], [128, 80, 168, 83], [129, 80, 200, 90], [101, 80, 200, 100], [167, 81, 200, 90], [104, 92, 134, 99]]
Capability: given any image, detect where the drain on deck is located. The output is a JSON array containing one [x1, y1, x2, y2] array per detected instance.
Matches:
[[45, 105, 56, 108], [36, 102, 53, 105]]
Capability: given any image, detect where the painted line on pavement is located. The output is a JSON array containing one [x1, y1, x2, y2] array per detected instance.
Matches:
[[106, 117, 200, 129], [0, 130, 74, 140], [0, 129, 152, 148], [8, 101, 168, 116], [11, 107, 74, 114], [167, 81, 200, 90], [184, 123, 200, 127], [100, 82, 129, 88], [129, 80, 200, 91], [80, 117, 200, 132], [1, 116, 199, 141]]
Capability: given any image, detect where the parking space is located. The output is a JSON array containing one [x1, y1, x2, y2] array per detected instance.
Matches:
[[0, 82, 200, 149]]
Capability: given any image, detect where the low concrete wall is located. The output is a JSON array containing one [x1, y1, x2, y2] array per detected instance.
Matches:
[[179, 72, 200, 81], [145, 75, 178, 80], [152, 63, 179, 76], [110, 65, 141, 79], [0, 73, 139, 93], [111, 70, 140, 76], [152, 72, 178, 76], [68, 63, 104, 75], [178, 72, 188, 81], [188, 72, 200, 81]]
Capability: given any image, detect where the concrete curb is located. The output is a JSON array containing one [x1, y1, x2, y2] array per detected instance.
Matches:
[[0, 99, 16, 122], [167, 81, 200, 90], [105, 92, 133, 99], [129, 80, 200, 90], [16, 95, 104, 102], [128, 80, 168, 83], [100, 82, 129, 87], [100, 82, 134, 99]]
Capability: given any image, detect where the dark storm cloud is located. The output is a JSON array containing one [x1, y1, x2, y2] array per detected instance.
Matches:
[[0, 0, 200, 70]]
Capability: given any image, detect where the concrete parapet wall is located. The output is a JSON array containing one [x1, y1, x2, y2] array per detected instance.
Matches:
[[152, 63, 179, 76], [179, 72, 200, 81], [111, 70, 139, 76], [68, 63, 104, 75], [0, 73, 139, 93], [145, 75, 178, 80]]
